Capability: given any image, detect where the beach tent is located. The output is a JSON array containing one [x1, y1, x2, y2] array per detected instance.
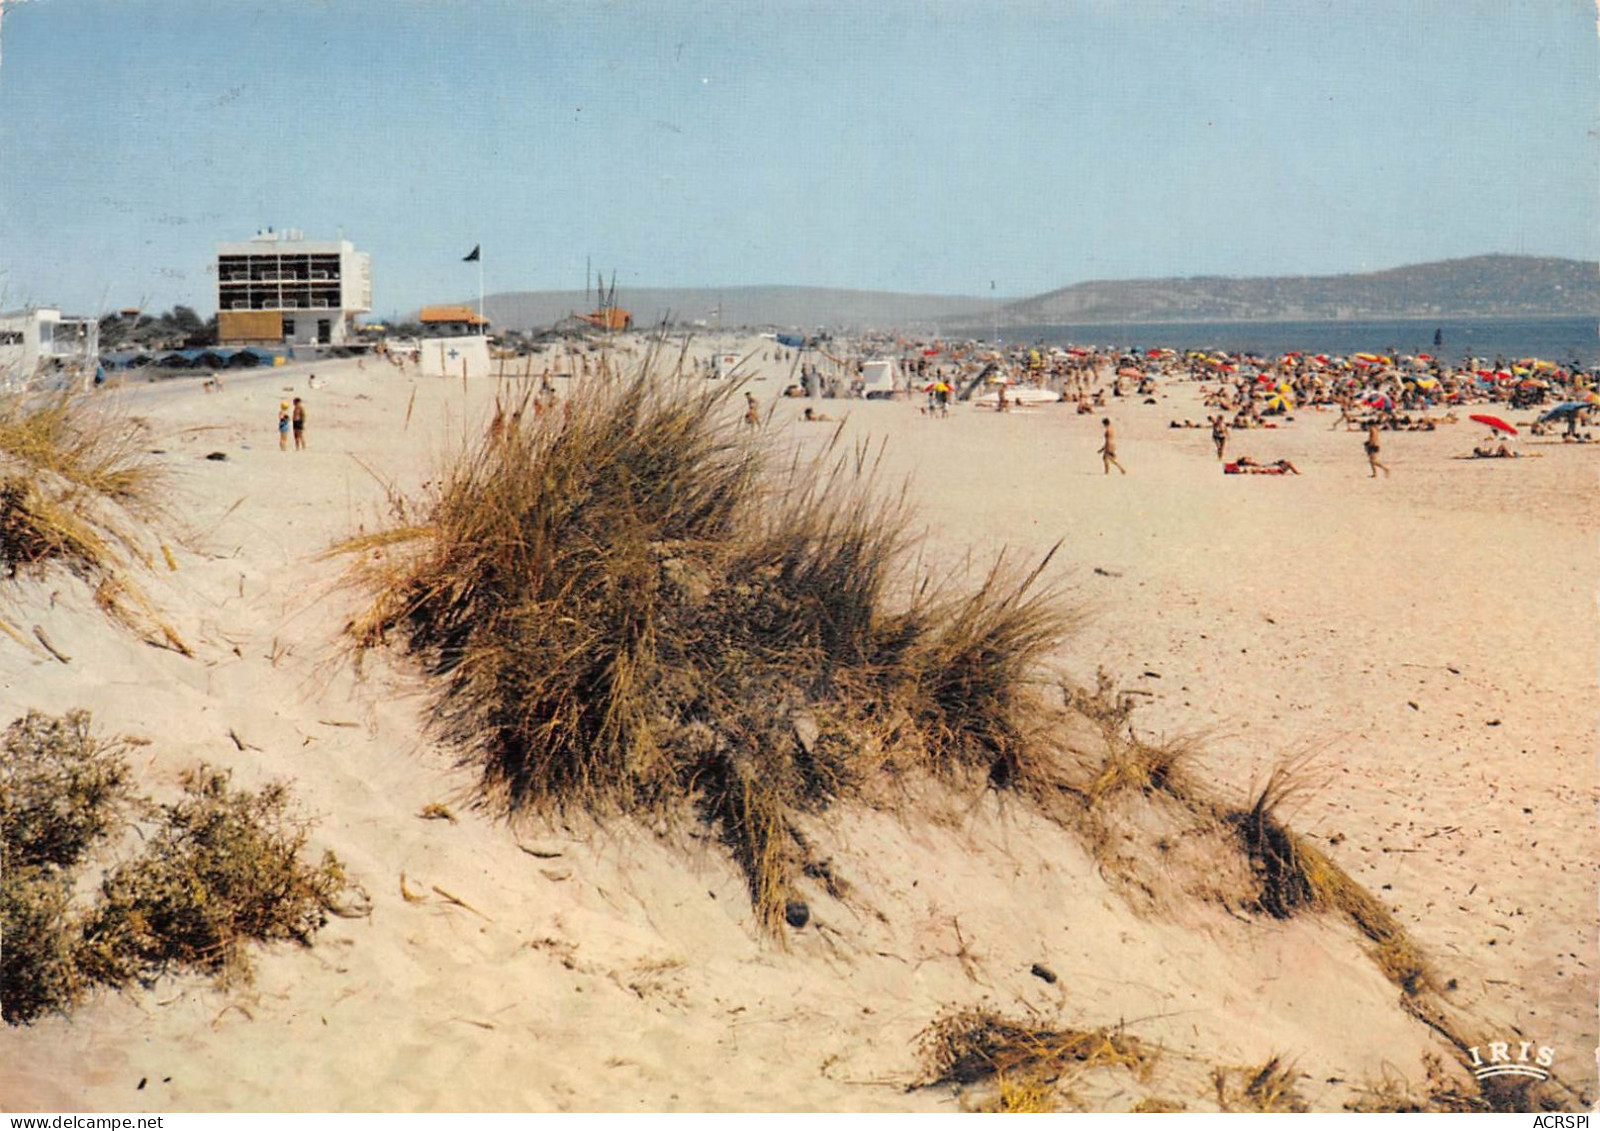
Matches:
[[860, 359, 898, 399]]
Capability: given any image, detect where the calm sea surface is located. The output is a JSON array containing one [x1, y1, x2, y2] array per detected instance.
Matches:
[[1005, 316, 1599, 368]]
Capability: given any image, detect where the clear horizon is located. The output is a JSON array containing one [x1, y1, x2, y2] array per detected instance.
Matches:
[[1, 1, 1595, 318]]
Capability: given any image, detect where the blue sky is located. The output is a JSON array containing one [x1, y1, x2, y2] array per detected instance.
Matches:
[[0, 0, 1595, 318]]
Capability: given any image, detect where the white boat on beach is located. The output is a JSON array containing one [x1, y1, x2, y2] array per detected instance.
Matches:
[[970, 386, 1062, 407]]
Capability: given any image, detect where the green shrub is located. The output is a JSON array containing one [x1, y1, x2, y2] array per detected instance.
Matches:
[[81, 767, 346, 986], [0, 866, 87, 1025], [2, 710, 348, 1023], [1, 709, 132, 872]]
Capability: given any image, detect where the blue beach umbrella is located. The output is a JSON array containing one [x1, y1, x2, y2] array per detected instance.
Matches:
[[1538, 402, 1589, 422]]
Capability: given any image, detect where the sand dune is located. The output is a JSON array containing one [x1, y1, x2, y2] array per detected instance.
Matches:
[[1, 338, 1593, 1112]]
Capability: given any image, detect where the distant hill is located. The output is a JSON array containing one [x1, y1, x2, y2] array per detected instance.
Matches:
[[462, 256, 1598, 334], [992, 255, 1600, 327], [477, 286, 986, 333]]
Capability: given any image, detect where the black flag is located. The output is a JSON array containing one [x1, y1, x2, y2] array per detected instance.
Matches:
[[462, 245, 480, 262]]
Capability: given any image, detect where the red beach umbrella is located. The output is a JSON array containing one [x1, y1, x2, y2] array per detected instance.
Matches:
[[1469, 413, 1517, 435]]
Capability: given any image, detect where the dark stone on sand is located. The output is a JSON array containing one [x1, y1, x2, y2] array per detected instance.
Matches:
[[1030, 963, 1058, 984], [205, 451, 228, 461], [784, 899, 810, 929]]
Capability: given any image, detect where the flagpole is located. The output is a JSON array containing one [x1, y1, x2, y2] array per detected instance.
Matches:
[[478, 250, 484, 333]]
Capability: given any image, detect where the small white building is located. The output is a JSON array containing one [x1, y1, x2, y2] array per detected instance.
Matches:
[[419, 335, 493, 379], [216, 230, 371, 347], [0, 307, 100, 388]]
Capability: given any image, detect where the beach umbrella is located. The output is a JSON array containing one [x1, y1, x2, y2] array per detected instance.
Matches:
[[1117, 367, 1142, 378], [1265, 392, 1294, 412], [1537, 402, 1588, 421], [1469, 413, 1517, 435]]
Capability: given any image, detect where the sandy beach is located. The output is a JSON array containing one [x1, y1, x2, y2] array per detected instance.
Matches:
[[1, 336, 1594, 1112]]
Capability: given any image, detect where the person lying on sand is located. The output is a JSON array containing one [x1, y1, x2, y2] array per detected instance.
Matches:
[[1223, 456, 1301, 475], [801, 407, 834, 422], [1471, 441, 1519, 459]]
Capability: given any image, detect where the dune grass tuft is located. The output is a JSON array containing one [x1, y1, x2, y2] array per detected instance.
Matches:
[[0, 392, 164, 577], [1212, 1056, 1309, 1113], [1224, 758, 1434, 995], [0, 392, 182, 648], [918, 1008, 1150, 1089], [986, 1074, 1058, 1113], [339, 359, 1075, 932]]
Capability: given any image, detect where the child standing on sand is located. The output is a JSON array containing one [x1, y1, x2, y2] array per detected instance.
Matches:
[[278, 402, 291, 451]]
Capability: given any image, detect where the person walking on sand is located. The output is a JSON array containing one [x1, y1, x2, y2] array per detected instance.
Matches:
[[277, 401, 291, 451], [291, 397, 306, 451], [1211, 414, 1229, 461], [1364, 421, 1389, 477], [1100, 417, 1126, 475], [744, 392, 760, 428]]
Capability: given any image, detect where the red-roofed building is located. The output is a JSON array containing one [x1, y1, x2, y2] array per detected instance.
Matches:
[[419, 305, 491, 337]]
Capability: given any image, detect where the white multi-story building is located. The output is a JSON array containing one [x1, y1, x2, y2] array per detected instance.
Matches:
[[0, 307, 99, 388], [215, 230, 371, 347]]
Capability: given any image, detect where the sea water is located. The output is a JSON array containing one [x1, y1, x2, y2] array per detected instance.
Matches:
[[1006, 316, 1599, 368]]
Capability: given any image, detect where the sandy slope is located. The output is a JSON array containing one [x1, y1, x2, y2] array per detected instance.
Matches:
[[1, 339, 1594, 1112]]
